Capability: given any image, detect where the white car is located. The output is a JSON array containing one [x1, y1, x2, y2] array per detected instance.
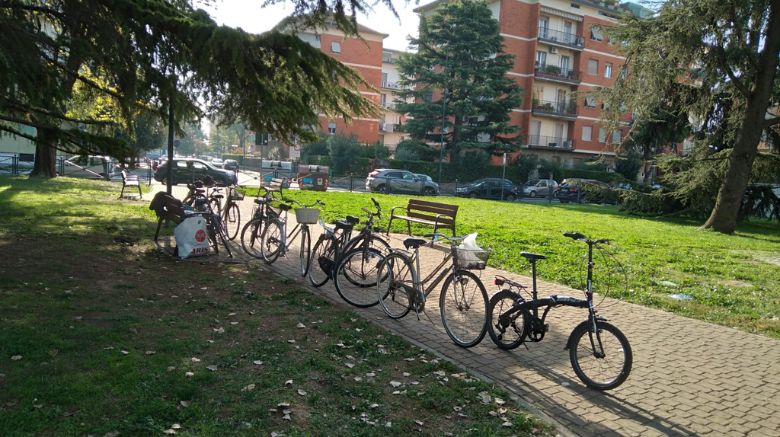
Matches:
[[211, 158, 224, 168]]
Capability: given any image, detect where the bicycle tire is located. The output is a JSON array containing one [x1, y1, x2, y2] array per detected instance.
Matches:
[[334, 247, 384, 308], [240, 217, 265, 259], [308, 234, 338, 287], [341, 236, 392, 286], [299, 226, 311, 277], [568, 320, 632, 391], [440, 269, 488, 348], [376, 252, 415, 319], [260, 218, 283, 264], [209, 197, 222, 217], [214, 215, 233, 258], [486, 290, 527, 350], [224, 202, 241, 240]]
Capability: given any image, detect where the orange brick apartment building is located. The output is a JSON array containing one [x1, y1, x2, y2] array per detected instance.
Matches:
[[283, 0, 647, 168]]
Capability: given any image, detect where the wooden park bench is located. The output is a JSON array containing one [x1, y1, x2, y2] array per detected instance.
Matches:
[[120, 170, 142, 199], [387, 199, 458, 236]]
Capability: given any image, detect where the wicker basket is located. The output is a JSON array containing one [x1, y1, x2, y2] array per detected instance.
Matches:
[[455, 247, 492, 270], [295, 207, 321, 224]]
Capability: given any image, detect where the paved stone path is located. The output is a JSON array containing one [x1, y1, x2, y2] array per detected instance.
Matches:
[[144, 185, 780, 436]]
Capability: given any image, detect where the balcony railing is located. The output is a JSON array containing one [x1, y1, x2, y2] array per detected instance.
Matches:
[[537, 28, 584, 49], [534, 64, 580, 84], [526, 135, 574, 149], [381, 81, 405, 90], [532, 99, 577, 118], [379, 122, 402, 133]]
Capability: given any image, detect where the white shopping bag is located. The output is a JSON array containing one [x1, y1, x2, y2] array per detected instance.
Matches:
[[174, 215, 211, 259]]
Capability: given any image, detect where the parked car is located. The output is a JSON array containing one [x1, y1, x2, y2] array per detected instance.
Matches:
[[456, 178, 519, 201], [365, 169, 439, 195], [64, 155, 117, 178], [557, 178, 611, 204], [522, 179, 559, 198], [153, 158, 238, 186], [223, 159, 239, 171], [210, 158, 224, 167]]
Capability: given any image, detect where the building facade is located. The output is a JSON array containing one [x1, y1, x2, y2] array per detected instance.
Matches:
[[416, 0, 637, 169], [379, 49, 408, 152]]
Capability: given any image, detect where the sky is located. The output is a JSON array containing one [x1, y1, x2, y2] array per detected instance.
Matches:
[[200, 0, 425, 51]]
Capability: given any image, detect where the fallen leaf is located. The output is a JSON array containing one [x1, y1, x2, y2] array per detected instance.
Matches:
[[285, 379, 293, 386], [241, 384, 255, 392], [179, 400, 190, 408], [353, 377, 363, 382], [253, 360, 263, 366], [287, 339, 296, 344], [385, 421, 392, 428], [163, 429, 176, 435], [120, 350, 129, 355], [345, 362, 355, 369], [206, 365, 218, 372], [171, 423, 182, 430], [191, 357, 201, 363], [145, 350, 156, 355], [185, 372, 194, 377], [389, 381, 402, 387], [369, 403, 379, 409], [167, 366, 176, 372], [10, 355, 22, 361], [478, 391, 491, 404], [502, 421, 512, 427], [494, 398, 506, 405], [297, 389, 307, 396], [296, 322, 306, 329], [415, 420, 424, 426]]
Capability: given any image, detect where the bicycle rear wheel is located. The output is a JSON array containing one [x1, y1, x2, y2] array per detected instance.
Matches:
[[342, 236, 392, 286], [568, 320, 632, 390], [334, 247, 384, 308], [440, 270, 488, 348], [308, 234, 338, 287], [240, 217, 264, 259], [486, 290, 527, 350], [224, 202, 241, 240], [376, 252, 415, 319], [298, 226, 311, 277], [260, 218, 283, 264]]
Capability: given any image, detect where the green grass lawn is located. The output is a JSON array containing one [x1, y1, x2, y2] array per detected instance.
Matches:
[[281, 190, 780, 339], [0, 177, 548, 436]]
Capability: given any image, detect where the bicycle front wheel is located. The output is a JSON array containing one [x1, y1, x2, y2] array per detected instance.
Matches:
[[568, 320, 632, 391], [224, 203, 241, 240], [308, 234, 338, 287], [298, 226, 311, 277], [440, 270, 488, 348], [376, 252, 415, 319], [486, 290, 527, 350], [240, 217, 264, 259], [260, 218, 283, 264], [334, 247, 384, 308]]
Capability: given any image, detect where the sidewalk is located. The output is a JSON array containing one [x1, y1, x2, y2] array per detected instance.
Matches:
[[146, 185, 780, 436]]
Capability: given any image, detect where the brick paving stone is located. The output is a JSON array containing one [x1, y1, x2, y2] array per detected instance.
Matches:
[[152, 185, 780, 437]]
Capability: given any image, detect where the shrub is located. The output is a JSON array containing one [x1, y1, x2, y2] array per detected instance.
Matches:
[[619, 190, 684, 215]]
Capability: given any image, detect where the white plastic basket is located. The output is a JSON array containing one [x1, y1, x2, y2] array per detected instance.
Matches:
[[295, 207, 321, 224], [455, 247, 491, 270]]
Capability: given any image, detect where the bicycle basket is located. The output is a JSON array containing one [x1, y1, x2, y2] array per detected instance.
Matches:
[[295, 207, 321, 224], [455, 247, 492, 270]]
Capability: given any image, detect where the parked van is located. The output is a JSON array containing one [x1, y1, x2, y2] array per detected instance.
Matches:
[[63, 155, 116, 178]]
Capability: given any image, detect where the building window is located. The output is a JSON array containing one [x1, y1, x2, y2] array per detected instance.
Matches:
[[582, 126, 592, 141], [380, 94, 387, 107], [590, 25, 604, 41], [539, 16, 549, 38], [328, 121, 336, 135], [612, 130, 622, 144], [584, 95, 596, 108], [331, 42, 341, 53], [535, 50, 547, 68], [588, 59, 599, 75], [381, 72, 388, 87], [598, 127, 607, 143], [605, 63, 613, 78]]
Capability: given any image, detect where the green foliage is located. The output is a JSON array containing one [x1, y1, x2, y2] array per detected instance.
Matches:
[[328, 135, 365, 175], [619, 190, 685, 215], [614, 152, 642, 181], [658, 144, 730, 217], [396, 0, 523, 161]]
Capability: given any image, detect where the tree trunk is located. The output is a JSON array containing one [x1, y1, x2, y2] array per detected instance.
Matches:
[[29, 129, 58, 178], [703, 3, 780, 233]]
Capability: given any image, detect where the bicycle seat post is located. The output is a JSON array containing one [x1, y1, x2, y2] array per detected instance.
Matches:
[[530, 258, 538, 299]]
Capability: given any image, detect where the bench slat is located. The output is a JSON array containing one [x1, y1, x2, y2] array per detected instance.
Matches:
[[388, 198, 458, 236]]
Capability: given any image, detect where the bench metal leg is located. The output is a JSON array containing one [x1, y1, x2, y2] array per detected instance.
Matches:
[[119, 185, 125, 199], [136, 184, 142, 198], [406, 220, 411, 236], [386, 216, 393, 236]]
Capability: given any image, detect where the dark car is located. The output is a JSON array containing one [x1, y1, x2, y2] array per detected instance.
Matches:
[[455, 178, 519, 201], [365, 169, 439, 195], [223, 159, 239, 171], [153, 158, 238, 186], [557, 178, 611, 204]]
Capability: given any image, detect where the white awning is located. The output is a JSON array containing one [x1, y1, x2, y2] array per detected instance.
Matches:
[[540, 6, 584, 22]]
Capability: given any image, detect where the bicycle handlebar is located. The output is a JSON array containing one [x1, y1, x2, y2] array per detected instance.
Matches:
[[564, 231, 610, 245]]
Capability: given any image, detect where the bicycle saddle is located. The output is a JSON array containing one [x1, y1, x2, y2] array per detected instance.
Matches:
[[193, 198, 209, 207], [278, 203, 292, 211], [211, 194, 224, 199], [345, 215, 359, 225], [520, 252, 546, 262], [335, 220, 355, 230], [403, 237, 427, 250], [254, 198, 267, 205]]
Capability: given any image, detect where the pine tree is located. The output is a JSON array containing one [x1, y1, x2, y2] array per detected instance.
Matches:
[[395, 0, 522, 166]]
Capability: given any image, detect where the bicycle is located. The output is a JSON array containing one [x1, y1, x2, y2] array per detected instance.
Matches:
[[307, 214, 360, 287], [486, 232, 632, 390], [240, 186, 279, 259], [182, 182, 233, 258], [331, 199, 394, 307], [376, 233, 490, 348], [208, 185, 243, 240], [259, 197, 324, 277]]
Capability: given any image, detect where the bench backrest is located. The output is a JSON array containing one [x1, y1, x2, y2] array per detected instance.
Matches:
[[406, 199, 458, 225], [121, 170, 128, 181]]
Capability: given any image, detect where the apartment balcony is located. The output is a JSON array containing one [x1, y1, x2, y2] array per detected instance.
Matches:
[[537, 28, 584, 50], [526, 135, 574, 150], [534, 64, 580, 85], [379, 122, 402, 133], [532, 99, 577, 120], [381, 81, 405, 90]]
